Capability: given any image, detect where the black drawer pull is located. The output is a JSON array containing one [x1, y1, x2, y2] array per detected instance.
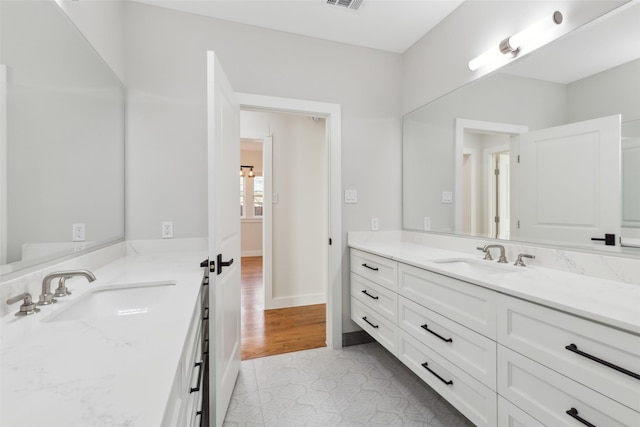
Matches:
[[421, 324, 453, 343], [202, 307, 209, 321], [362, 290, 379, 300], [421, 362, 453, 386], [565, 343, 640, 380], [566, 408, 596, 427], [189, 361, 204, 393], [362, 263, 379, 271], [362, 316, 379, 329]]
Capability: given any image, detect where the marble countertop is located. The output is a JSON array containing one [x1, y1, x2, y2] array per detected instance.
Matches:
[[350, 240, 640, 335], [0, 251, 207, 427]]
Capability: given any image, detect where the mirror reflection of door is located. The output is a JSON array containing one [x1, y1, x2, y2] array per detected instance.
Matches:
[[489, 151, 510, 240], [461, 127, 512, 239]]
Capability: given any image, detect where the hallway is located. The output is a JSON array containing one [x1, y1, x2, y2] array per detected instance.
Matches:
[[241, 257, 327, 360]]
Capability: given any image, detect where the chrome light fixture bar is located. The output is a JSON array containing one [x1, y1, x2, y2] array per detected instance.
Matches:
[[468, 11, 563, 71]]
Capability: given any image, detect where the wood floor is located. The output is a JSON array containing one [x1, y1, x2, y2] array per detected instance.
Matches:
[[241, 256, 327, 360]]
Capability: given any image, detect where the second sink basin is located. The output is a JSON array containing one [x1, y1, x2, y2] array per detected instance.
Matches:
[[431, 258, 520, 275], [44, 281, 176, 322]]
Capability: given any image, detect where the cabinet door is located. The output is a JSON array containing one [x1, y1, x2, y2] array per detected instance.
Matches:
[[399, 296, 497, 390], [351, 249, 398, 291], [350, 272, 398, 323], [351, 297, 398, 357], [498, 345, 640, 427], [398, 263, 497, 339], [498, 396, 545, 427], [398, 331, 497, 427], [497, 294, 640, 411]]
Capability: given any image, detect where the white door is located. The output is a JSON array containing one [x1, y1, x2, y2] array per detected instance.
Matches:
[[207, 52, 241, 427], [514, 115, 621, 246]]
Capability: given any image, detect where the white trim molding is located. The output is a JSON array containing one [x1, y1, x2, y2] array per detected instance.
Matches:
[[236, 92, 342, 350]]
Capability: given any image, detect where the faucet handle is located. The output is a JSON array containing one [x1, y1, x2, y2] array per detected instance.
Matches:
[[53, 278, 72, 298], [476, 246, 493, 260], [514, 253, 535, 267], [6, 293, 41, 316]]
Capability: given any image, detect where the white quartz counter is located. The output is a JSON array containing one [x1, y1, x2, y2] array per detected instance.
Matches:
[[0, 250, 207, 427], [349, 240, 640, 335]]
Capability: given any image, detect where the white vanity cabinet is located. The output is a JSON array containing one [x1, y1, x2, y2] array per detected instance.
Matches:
[[349, 246, 640, 427], [350, 249, 399, 356], [162, 273, 209, 427], [496, 294, 640, 426]]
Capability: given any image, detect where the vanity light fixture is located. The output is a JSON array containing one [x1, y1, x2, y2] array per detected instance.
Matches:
[[240, 165, 255, 178], [468, 11, 563, 71]]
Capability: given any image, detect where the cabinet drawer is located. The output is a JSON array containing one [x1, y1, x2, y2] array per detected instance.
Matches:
[[498, 345, 640, 427], [399, 296, 497, 390], [351, 249, 398, 292], [398, 331, 496, 427], [351, 272, 398, 323], [351, 297, 398, 357], [498, 396, 545, 427], [398, 263, 496, 339], [497, 294, 640, 410]]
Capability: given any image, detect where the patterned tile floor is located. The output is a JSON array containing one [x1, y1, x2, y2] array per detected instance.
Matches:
[[223, 342, 476, 426]]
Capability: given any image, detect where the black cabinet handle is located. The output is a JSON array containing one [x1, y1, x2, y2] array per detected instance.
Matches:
[[566, 408, 596, 427], [217, 254, 234, 275], [362, 263, 379, 271], [362, 316, 379, 329], [421, 362, 453, 385], [202, 307, 209, 321], [421, 324, 453, 343], [361, 290, 379, 300], [590, 233, 615, 246], [565, 344, 640, 380], [190, 361, 204, 393]]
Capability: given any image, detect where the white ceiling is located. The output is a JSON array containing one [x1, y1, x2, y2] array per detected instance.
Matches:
[[132, 0, 464, 53]]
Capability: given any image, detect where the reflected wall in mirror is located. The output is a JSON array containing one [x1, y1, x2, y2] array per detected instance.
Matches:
[[0, 0, 125, 275], [403, 2, 640, 251]]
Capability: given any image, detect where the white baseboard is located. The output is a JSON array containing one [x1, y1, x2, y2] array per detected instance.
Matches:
[[241, 250, 263, 257], [265, 292, 326, 310]]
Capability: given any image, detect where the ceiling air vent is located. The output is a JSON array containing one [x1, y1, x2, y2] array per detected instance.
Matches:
[[326, 0, 364, 11]]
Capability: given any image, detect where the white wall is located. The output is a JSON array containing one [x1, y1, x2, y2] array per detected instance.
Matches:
[[55, 0, 125, 82], [123, 2, 402, 331], [402, 0, 627, 115]]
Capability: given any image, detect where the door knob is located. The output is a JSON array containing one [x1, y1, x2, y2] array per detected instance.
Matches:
[[216, 254, 234, 275]]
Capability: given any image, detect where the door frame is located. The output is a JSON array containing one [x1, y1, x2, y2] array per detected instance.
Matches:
[[454, 118, 528, 233], [236, 92, 342, 350]]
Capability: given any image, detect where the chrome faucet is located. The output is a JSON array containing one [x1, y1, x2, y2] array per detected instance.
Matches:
[[481, 244, 508, 263], [37, 270, 96, 306]]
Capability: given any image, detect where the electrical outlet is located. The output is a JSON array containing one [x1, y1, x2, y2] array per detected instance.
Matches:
[[371, 217, 379, 231], [162, 221, 173, 239], [72, 223, 85, 242]]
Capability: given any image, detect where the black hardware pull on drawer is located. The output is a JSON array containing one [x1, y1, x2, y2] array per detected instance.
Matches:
[[361, 290, 379, 300], [361, 263, 379, 271], [190, 361, 204, 393], [565, 343, 640, 380], [420, 324, 453, 343], [421, 362, 453, 386], [362, 316, 379, 329], [566, 408, 596, 427]]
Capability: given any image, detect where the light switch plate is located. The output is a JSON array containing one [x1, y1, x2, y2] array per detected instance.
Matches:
[[344, 189, 358, 204], [272, 193, 279, 204], [442, 191, 453, 204], [423, 217, 431, 231]]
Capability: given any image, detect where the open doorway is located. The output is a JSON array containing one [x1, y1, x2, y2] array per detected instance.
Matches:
[[239, 109, 329, 360]]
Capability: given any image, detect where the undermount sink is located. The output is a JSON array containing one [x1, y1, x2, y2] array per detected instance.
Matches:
[[44, 281, 176, 322], [431, 258, 520, 275]]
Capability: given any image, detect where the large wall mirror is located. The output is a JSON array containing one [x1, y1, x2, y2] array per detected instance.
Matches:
[[403, 2, 640, 253], [0, 0, 125, 275]]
